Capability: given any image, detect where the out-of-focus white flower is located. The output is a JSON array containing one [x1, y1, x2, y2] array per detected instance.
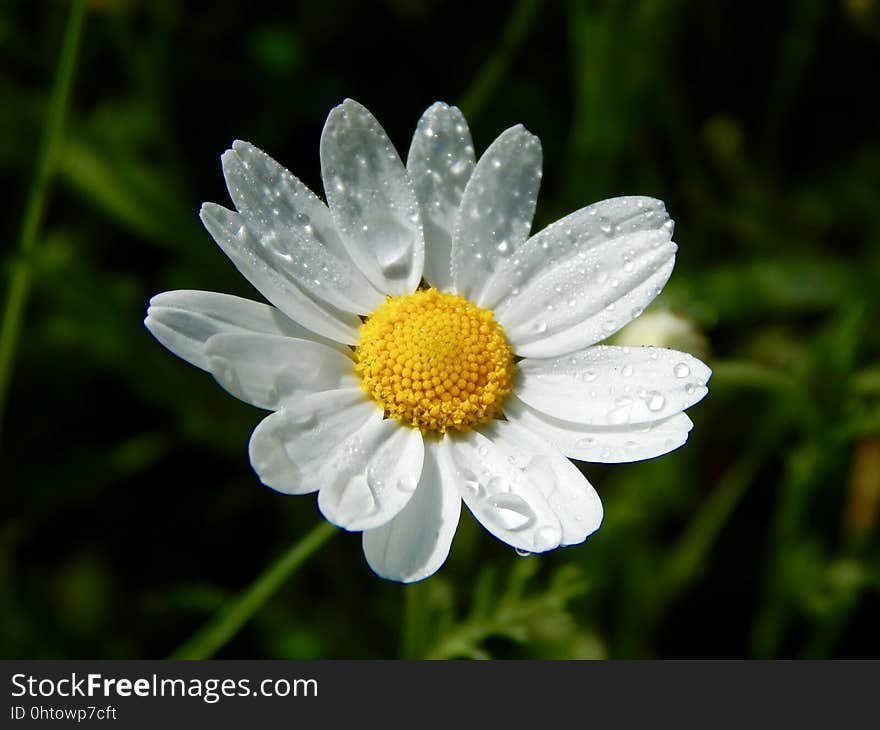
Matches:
[[144, 99, 711, 582], [614, 309, 709, 360]]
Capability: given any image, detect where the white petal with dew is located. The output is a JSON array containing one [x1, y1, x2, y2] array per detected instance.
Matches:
[[204, 332, 357, 410], [452, 125, 542, 305], [362, 440, 461, 583], [317, 415, 424, 532], [144, 290, 348, 371], [200, 202, 360, 344], [406, 102, 475, 292], [487, 196, 676, 358], [249, 389, 374, 495], [504, 394, 694, 463], [221, 141, 384, 315], [515, 345, 711, 426], [480, 420, 603, 544], [321, 99, 425, 296], [439, 427, 582, 553]]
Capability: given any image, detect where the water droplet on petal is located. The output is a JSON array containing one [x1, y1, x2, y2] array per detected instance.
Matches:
[[287, 410, 317, 428], [486, 493, 535, 531], [645, 391, 666, 411], [461, 468, 481, 495], [397, 475, 418, 493], [533, 524, 562, 551], [488, 476, 511, 493], [674, 362, 691, 378]]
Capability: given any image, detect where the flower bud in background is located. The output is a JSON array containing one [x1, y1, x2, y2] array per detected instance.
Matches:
[[613, 310, 710, 361]]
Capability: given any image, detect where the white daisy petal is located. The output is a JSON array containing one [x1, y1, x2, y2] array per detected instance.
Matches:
[[516, 345, 711, 426], [220, 141, 384, 314], [480, 420, 603, 544], [249, 388, 374, 495], [440, 428, 567, 553], [144, 290, 348, 371], [488, 196, 676, 358], [317, 415, 424, 532], [452, 125, 542, 304], [504, 393, 695, 463], [203, 332, 358, 410], [362, 439, 461, 583], [320, 98, 425, 296], [200, 202, 361, 344], [406, 102, 475, 292]]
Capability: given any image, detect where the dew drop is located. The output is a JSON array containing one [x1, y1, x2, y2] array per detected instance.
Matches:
[[287, 410, 317, 428], [533, 524, 562, 551], [674, 362, 691, 378], [645, 391, 666, 411], [488, 476, 511, 494], [486, 493, 535, 531], [397, 475, 418, 493], [461, 468, 481, 495]]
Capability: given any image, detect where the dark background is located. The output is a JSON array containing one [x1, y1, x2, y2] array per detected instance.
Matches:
[[1, 0, 878, 659]]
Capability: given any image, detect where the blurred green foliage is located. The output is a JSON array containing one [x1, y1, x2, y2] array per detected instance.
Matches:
[[1, 0, 878, 659]]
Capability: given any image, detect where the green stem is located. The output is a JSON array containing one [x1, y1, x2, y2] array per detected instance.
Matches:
[[458, 0, 541, 122], [170, 521, 337, 659], [0, 0, 87, 439], [401, 582, 429, 659]]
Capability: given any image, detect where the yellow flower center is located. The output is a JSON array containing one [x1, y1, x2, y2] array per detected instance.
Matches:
[[355, 288, 515, 434]]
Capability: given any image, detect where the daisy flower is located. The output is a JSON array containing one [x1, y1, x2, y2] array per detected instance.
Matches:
[[144, 99, 710, 582]]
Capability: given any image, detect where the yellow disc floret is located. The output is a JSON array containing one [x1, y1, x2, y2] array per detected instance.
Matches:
[[355, 288, 516, 434]]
